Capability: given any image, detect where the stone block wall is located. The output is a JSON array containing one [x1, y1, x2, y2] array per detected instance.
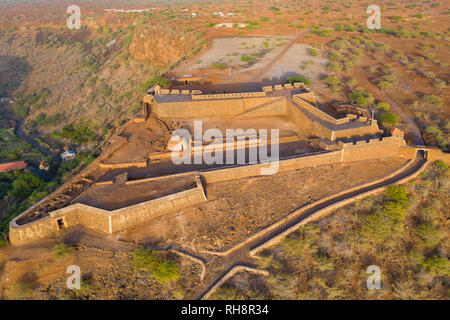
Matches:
[[339, 135, 407, 162], [152, 96, 287, 119], [293, 94, 351, 125], [9, 175, 207, 245], [191, 92, 266, 100], [286, 99, 334, 139]]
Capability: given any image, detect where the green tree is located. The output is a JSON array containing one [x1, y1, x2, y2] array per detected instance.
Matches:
[[379, 112, 399, 125], [8, 173, 45, 201], [139, 76, 171, 93], [285, 76, 310, 85]]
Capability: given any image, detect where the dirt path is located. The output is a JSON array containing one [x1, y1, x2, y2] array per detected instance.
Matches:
[[186, 158, 428, 299]]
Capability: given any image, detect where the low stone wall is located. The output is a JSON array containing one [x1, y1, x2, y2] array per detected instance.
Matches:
[[200, 266, 269, 300]]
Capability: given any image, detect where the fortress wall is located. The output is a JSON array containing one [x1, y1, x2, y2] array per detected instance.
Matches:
[[286, 100, 334, 139], [76, 208, 110, 234], [332, 122, 380, 140], [293, 95, 350, 125], [109, 184, 206, 233], [153, 96, 286, 119], [200, 151, 342, 184], [426, 148, 450, 163], [9, 182, 206, 244], [10, 137, 422, 245], [9, 217, 58, 244], [98, 159, 148, 169], [238, 97, 286, 118], [9, 206, 84, 244], [191, 92, 266, 100], [340, 136, 408, 162], [154, 100, 243, 118], [200, 137, 416, 184]]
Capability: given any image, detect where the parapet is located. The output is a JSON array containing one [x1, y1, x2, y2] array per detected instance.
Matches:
[[264, 82, 308, 93], [337, 135, 405, 149], [191, 91, 266, 100], [156, 89, 198, 95]]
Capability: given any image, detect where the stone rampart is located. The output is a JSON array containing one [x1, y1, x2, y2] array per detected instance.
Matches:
[[10, 138, 429, 245], [191, 92, 266, 100], [152, 96, 286, 119], [9, 175, 207, 245], [293, 94, 351, 125]]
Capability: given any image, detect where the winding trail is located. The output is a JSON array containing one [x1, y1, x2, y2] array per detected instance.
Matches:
[[183, 158, 428, 300]]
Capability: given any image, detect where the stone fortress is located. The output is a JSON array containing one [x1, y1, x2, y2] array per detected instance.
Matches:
[[9, 83, 448, 244]]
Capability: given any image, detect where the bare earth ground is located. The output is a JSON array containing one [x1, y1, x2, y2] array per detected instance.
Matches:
[[0, 231, 202, 299], [119, 158, 407, 251], [178, 36, 290, 73], [103, 118, 170, 164], [254, 43, 328, 81]]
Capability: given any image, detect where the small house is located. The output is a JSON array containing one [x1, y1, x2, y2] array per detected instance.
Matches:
[[61, 150, 76, 162], [39, 161, 50, 171]]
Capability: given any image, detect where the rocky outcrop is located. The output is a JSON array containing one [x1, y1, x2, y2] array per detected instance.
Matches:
[[129, 26, 198, 67]]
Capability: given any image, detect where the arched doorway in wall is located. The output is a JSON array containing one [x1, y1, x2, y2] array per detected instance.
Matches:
[[417, 149, 427, 159]]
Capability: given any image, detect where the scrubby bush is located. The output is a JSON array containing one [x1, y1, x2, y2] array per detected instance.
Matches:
[[8, 173, 45, 201], [307, 48, 317, 56], [60, 123, 95, 144], [424, 94, 443, 106], [131, 248, 180, 283], [139, 76, 171, 93], [379, 112, 399, 125], [322, 76, 340, 87], [53, 243, 73, 259], [210, 62, 227, 70], [425, 126, 447, 150], [376, 102, 390, 111], [349, 89, 374, 107], [421, 256, 450, 276], [285, 76, 310, 86], [4, 282, 33, 300], [326, 62, 342, 73], [416, 223, 443, 249]]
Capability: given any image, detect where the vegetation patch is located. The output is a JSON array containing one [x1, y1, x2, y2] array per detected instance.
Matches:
[[131, 248, 181, 284]]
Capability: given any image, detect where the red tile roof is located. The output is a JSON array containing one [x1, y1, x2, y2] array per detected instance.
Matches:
[[391, 128, 404, 136], [0, 161, 28, 172]]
